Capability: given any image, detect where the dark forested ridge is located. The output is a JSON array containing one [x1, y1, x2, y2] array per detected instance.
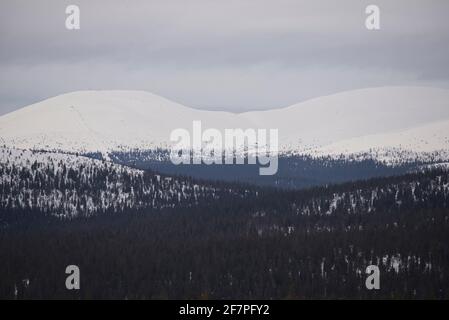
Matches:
[[1, 159, 448, 299], [110, 149, 431, 189]]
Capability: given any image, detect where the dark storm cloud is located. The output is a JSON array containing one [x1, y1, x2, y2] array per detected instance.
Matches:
[[0, 0, 448, 114]]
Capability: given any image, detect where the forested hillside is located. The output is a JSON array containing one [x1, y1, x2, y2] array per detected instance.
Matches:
[[1, 162, 448, 299], [0, 147, 257, 217]]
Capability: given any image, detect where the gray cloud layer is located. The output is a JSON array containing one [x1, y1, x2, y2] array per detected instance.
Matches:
[[1, 0, 448, 114]]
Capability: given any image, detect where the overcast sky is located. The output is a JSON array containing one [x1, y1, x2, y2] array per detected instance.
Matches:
[[0, 0, 448, 114]]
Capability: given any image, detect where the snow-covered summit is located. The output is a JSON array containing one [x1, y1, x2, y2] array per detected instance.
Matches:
[[1, 87, 449, 160]]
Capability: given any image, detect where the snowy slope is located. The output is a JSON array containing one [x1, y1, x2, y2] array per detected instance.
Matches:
[[256, 87, 449, 151], [313, 118, 449, 161], [0, 147, 242, 217], [0, 91, 252, 155], [1, 87, 449, 160]]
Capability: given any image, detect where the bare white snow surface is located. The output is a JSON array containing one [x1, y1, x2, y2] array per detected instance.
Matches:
[[1, 86, 449, 161]]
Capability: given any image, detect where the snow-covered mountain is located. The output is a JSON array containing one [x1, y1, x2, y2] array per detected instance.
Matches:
[[1, 87, 449, 161], [313, 118, 449, 163]]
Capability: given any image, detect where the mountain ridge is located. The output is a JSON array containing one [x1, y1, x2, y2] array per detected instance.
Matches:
[[1, 86, 449, 161]]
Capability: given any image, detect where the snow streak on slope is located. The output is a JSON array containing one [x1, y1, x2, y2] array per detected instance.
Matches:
[[0, 87, 449, 161]]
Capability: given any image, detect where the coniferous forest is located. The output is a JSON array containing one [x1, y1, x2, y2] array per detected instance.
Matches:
[[1, 149, 448, 299]]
